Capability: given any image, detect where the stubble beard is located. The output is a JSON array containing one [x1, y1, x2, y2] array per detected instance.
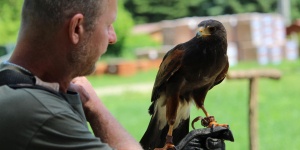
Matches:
[[70, 38, 97, 77]]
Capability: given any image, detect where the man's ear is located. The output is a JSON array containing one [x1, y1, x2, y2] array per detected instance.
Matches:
[[69, 14, 84, 44]]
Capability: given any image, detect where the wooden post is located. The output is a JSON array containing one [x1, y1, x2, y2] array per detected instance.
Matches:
[[249, 77, 258, 150], [227, 69, 281, 150]]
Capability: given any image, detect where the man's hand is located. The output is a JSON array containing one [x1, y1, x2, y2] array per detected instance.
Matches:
[[69, 76, 143, 150], [70, 77, 98, 116], [69, 77, 91, 104]]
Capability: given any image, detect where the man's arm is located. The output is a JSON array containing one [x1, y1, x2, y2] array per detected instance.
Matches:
[[71, 77, 143, 150]]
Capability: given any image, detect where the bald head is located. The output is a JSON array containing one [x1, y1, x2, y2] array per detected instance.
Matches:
[[21, 0, 106, 33]]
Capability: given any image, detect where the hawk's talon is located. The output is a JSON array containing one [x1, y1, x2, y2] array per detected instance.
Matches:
[[154, 135, 175, 150], [154, 143, 175, 150], [207, 119, 228, 128], [191, 116, 203, 129], [191, 116, 228, 129]]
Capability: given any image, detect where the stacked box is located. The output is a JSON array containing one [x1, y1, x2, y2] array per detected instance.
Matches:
[[227, 42, 238, 66], [235, 13, 286, 64], [284, 40, 299, 60], [161, 20, 176, 45]]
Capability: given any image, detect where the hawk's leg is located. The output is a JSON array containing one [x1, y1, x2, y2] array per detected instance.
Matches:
[[201, 105, 228, 128], [154, 112, 177, 150], [200, 105, 210, 117], [154, 93, 179, 149], [154, 124, 175, 150], [192, 105, 228, 129], [192, 86, 228, 128]]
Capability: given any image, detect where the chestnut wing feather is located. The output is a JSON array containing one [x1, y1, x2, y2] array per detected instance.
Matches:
[[149, 44, 185, 114]]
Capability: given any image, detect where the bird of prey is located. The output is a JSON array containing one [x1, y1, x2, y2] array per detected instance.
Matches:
[[140, 19, 229, 150]]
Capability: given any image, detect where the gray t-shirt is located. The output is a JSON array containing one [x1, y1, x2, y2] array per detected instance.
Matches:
[[0, 65, 113, 150]]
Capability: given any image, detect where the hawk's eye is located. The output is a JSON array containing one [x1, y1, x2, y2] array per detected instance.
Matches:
[[208, 27, 216, 33]]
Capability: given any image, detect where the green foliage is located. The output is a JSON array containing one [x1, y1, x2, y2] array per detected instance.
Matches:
[[121, 34, 161, 59], [124, 0, 202, 24], [0, 46, 6, 56], [105, 32, 161, 59], [105, 1, 135, 57], [104, 0, 161, 58], [124, 0, 299, 24], [0, 0, 23, 45], [291, 0, 300, 22]]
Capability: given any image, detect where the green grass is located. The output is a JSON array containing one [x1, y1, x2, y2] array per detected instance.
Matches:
[[87, 60, 300, 150], [88, 69, 158, 87]]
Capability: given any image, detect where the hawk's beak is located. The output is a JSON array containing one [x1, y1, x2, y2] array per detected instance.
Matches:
[[197, 26, 211, 38]]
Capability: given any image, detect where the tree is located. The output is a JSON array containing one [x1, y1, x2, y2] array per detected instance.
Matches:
[[124, 0, 202, 24], [124, 0, 299, 24], [105, 0, 135, 57], [290, 0, 300, 22], [0, 0, 23, 45]]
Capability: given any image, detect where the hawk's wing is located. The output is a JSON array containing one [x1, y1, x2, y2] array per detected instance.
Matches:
[[141, 44, 188, 149], [149, 44, 185, 114], [211, 58, 229, 89]]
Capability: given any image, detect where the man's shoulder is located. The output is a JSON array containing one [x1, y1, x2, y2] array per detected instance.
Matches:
[[0, 85, 112, 150], [0, 86, 68, 147], [0, 85, 73, 115]]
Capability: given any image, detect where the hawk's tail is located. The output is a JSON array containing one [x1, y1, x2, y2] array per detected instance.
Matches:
[[140, 114, 190, 150]]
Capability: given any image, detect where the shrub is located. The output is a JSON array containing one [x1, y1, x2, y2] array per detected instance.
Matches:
[[105, 1, 134, 57]]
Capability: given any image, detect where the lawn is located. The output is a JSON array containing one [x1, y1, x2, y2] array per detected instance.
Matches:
[[87, 60, 300, 150]]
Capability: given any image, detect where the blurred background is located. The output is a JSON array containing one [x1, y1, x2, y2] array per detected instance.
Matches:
[[1, 0, 300, 149]]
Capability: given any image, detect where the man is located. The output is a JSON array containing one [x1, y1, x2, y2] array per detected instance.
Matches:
[[0, 0, 142, 149]]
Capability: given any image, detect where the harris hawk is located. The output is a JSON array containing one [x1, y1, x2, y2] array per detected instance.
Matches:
[[140, 19, 229, 150]]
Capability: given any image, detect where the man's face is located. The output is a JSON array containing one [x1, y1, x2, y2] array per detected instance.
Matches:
[[75, 0, 117, 76], [90, 0, 117, 56]]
